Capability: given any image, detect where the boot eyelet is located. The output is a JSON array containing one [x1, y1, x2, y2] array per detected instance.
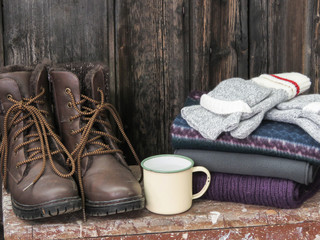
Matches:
[[65, 88, 71, 94], [70, 129, 75, 134], [7, 94, 12, 99], [67, 102, 72, 108]]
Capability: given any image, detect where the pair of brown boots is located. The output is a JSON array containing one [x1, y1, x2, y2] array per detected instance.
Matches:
[[0, 62, 144, 220]]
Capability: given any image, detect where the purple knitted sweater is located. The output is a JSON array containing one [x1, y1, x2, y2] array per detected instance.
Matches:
[[193, 171, 320, 208]]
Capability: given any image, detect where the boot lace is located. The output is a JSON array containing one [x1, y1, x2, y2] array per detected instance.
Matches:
[[0, 88, 76, 191], [66, 88, 141, 220]]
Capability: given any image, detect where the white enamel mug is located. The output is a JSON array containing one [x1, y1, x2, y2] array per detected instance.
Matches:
[[141, 154, 211, 215]]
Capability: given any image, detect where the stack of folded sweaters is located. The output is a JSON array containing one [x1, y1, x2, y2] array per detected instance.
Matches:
[[171, 73, 320, 208]]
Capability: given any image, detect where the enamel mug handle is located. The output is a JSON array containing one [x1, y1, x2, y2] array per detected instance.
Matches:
[[192, 166, 211, 199]]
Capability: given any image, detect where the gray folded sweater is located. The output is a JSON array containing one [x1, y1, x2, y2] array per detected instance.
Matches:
[[175, 149, 318, 185]]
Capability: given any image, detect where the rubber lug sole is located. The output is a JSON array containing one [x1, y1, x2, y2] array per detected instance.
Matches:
[[86, 196, 145, 216], [11, 196, 82, 220]]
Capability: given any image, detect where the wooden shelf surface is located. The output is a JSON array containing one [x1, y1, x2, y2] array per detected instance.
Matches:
[[3, 186, 320, 239]]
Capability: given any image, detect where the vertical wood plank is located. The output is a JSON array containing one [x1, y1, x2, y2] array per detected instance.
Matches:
[[162, 1, 189, 153], [116, 0, 164, 160], [106, 0, 116, 106], [116, 0, 187, 159], [267, 0, 286, 73], [0, 1, 4, 232], [303, 0, 313, 77], [310, 0, 320, 93], [249, 0, 268, 77], [2, 0, 111, 65], [115, 0, 130, 111], [209, 0, 248, 88], [0, 0, 4, 66], [237, 0, 249, 78], [189, 0, 212, 90], [0, 0, 2, 227], [267, 0, 309, 74]]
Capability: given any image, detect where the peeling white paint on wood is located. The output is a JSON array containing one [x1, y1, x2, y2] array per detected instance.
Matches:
[[210, 211, 221, 224]]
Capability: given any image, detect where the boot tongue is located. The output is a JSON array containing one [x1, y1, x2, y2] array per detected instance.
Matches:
[[29, 64, 48, 97], [0, 72, 32, 98], [89, 69, 105, 101]]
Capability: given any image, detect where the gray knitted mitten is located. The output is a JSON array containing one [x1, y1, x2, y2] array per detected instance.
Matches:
[[266, 94, 320, 143], [181, 78, 271, 140], [230, 73, 311, 138], [230, 88, 288, 138], [182, 73, 311, 140]]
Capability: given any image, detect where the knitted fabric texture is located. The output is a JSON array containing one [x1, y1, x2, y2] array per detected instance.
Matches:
[[193, 171, 320, 208], [252, 72, 311, 99], [229, 88, 288, 139], [181, 74, 311, 140], [171, 91, 320, 165], [274, 94, 320, 110], [181, 78, 272, 140], [266, 94, 320, 143], [230, 72, 311, 138], [200, 94, 252, 114]]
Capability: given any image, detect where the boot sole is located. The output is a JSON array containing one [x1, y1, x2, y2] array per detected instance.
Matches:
[[11, 196, 82, 220], [86, 196, 145, 216]]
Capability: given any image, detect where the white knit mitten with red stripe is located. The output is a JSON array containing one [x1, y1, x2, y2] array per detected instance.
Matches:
[[251, 73, 310, 99], [230, 72, 311, 139]]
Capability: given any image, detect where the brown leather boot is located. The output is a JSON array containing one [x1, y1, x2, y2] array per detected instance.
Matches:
[[50, 63, 144, 217], [0, 63, 81, 220]]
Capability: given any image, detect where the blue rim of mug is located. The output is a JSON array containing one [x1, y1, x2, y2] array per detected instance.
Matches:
[[141, 154, 194, 173]]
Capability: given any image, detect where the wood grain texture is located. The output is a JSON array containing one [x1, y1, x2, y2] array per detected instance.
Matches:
[[267, 0, 309, 74], [2, 0, 111, 65], [311, 0, 320, 93], [4, 186, 320, 239], [189, 0, 212, 90], [94, 222, 320, 240], [116, 0, 164, 160], [161, 1, 188, 154], [116, 0, 187, 159], [210, 0, 248, 87], [105, 0, 116, 106], [0, 0, 4, 66], [249, 0, 268, 77]]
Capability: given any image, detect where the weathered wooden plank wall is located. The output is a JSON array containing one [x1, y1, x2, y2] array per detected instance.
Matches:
[[0, 0, 4, 66], [116, 0, 188, 159], [210, 0, 249, 83], [1, 0, 319, 161], [311, 0, 320, 91]]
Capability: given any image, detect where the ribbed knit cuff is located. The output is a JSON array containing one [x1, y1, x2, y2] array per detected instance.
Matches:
[[252, 72, 311, 99], [200, 94, 252, 115]]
